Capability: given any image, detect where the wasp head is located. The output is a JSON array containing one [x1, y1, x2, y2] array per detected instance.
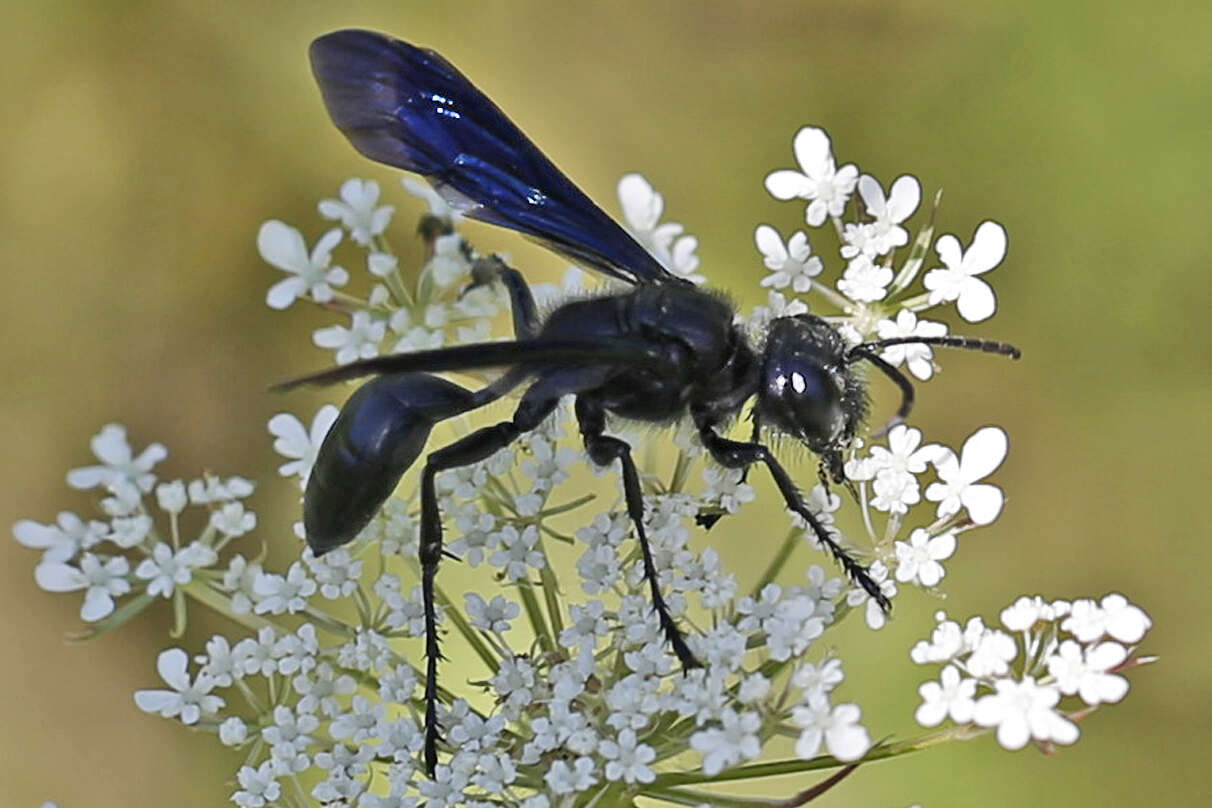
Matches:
[[756, 315, 867, 478]]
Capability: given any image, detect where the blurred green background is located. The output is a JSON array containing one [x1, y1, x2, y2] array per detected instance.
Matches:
[[2, 1, 1208, 806]]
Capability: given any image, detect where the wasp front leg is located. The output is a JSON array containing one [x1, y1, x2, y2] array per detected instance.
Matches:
[[694, 421, 890, 612]]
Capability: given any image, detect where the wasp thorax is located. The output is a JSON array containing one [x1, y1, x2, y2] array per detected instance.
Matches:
[[758, 315, 851, 451]]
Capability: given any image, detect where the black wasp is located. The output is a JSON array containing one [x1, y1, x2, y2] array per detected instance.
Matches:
[[283, 29, 1020, 774]]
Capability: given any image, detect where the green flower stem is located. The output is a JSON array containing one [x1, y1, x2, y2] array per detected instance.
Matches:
[[181, 580, 276, 634], [749, 527, 800, 598], [648, 725, 985, 790], [518, 579, 556, 655], [809, 280, 853, 314], [538, 493, 597, 519], [170, 588, 187, 638], [668, 449, 694, 494], [538, 561, 566, 639]]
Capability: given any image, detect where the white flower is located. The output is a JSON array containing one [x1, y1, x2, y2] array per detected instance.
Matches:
[[876, 310, 949, 380], [923, 221, 1006, 322], [701, 466, 756, 513], [972, 676, 1079, 750], [915, 665, 977, 726], [13, 512, 106, 563], [269, 406, 340, 486], [791, 695, 871, 762], [134, 648, 224, 725], [318, 178, 394, 246], [66, 423, 167, 493], [846, 560, 897, 629], [490, 525, 545, 581], [35, 553, 130, 621], [1046, 640, 1130, 705], [232, 761, 281, 808], [135, 541, 216, 598], [465, 592, 520, 634], [210, 501, 256, 538], [155, 480, 188, 514], [617, 173, 703, 283], [853, 174, 916, 255], [1062, 594, 1152, 643], [599, 728, 657, 784], [690, 708, 763, 775], [402, 176, 461, 220], [259, 221, 349, 309], [837, 254, 893, 302], [219, 716, 248, 746], [925, 426, 1008, 524], [765, 127, 859, 226], [544, 757, 598, 794], [314, 310, 387, 365], [755, 225, 822, 292], [895, 528, 956, 587]]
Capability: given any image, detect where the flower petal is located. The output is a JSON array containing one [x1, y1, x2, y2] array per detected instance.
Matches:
[[964, 221, 1007, 274], [962, 484, 1004, 525], [764, 170, 811, 200], [959, 426, 1008, 480], [257, 220, 308, 271], [957, 278, 997, 322]]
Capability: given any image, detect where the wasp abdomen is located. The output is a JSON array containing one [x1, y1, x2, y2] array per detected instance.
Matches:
[[304, 373, 476, 555]]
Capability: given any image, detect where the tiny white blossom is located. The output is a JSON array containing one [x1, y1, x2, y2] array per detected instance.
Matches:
[[972, 676, 1078, 750], [915, 665, 977, 726], [754, 225, 822, 292], [259, 221, 349, 309], [690, 709, 763, 775], [155, 480, 188, 514], [13, 512, 106, 563], [925, 426, 1008, 524], [876, 310, 949, 380], [318, 178, 394, 246], [402, 176, 461, 219], [701, 466, 756, 514], [232, 761, 281, 808], [765, 126, 859, 226], [599, 728, 657, 784], [1047, 640, 1130, 705], [923, 221, 1006, 322], [837, 254, 893, 302], [35, 553, 130, 621], [1062, 594, 1152, 643], [465, 592, 520, 633], [490, 525, 545, 581], [895, 528, 957, 587], [544, 757, 598, 794], [314, 310, 387, 365], [135, 541, 216, 598], [848, 174, 921, 256], [210, 501, 257, 538], [617, 173, 703, 283], [269, 406, 340, 486], [792, 695, 871, 762], [67, 423, 167, 493], [134, 648, 224, 725], [219, 716, 248, 746]]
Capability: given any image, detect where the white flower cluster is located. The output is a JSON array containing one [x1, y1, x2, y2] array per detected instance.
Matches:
[[912, 594, 1153, 751], [12, 130, 1153, 807], [758, 125, 1010, 384]]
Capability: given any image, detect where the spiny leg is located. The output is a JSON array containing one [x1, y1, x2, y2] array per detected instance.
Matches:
[[576, 396, 702, 669], [695, 422, 890, 612], [419, 368, 611, 774]]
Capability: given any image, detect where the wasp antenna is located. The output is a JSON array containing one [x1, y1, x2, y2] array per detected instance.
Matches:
[[851, 349, 916, 437], [852, 335, 1021, 360]]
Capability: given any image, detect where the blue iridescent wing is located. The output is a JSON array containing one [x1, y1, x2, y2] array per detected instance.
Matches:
[[309, 29, 676, 286]]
